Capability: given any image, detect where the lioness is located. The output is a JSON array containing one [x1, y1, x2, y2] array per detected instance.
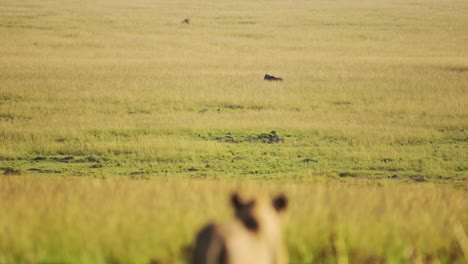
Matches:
[[191, 193, 288, 264]]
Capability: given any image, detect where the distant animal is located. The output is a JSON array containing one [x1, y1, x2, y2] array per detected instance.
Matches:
[[182, 18, 191, 24], [191, 193, 288, 264], [264, 74, 283, 81]]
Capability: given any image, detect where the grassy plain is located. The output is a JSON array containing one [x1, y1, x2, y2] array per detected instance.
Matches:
[[0, 0, 467, 263], [0, 0, 467, 180]]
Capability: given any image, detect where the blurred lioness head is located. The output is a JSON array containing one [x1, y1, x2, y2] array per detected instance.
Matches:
[[191, 192, 288, 264]]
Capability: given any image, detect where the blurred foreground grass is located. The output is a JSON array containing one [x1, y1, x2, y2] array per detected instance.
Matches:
[[0, 176, 467, 263]]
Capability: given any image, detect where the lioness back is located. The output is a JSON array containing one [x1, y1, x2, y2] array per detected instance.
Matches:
[[192, 224, 227, 264]]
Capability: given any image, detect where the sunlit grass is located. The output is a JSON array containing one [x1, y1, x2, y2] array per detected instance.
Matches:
[[1, 0, 467, 180]]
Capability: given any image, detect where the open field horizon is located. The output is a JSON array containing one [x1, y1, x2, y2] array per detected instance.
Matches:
[[1, 0, 468, 263]]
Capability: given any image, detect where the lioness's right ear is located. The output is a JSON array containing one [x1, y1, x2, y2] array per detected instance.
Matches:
[[273, 194, 288, 212], [231, 193, 242, 210]]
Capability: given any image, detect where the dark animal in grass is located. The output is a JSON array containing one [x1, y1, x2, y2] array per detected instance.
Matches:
[[264, 74, 283, 81], [182, 18, 190, 24], [191, 193, 288, 264]]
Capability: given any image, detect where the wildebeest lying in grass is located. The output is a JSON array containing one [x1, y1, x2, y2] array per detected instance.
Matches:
[[191, 193, 288, 264], [264, 74, 283, 81]]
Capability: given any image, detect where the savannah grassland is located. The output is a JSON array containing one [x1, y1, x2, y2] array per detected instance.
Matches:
[[0, 0, 467, 263]]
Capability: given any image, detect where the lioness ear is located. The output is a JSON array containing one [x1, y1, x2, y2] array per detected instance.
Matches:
[[273, 194, 288, 212], [231, 193, 242, 210]]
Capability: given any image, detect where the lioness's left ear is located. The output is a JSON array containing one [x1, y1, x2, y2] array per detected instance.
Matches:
[[231, 192, 242, 210], [273, 194, 288, 212]]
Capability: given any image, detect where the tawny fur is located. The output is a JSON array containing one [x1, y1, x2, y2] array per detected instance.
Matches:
[[191, 193, 288, 264]]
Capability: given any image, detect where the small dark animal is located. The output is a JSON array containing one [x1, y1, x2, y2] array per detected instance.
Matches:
[[264, 74, 283, 81], [182, 18, 190, 24]]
